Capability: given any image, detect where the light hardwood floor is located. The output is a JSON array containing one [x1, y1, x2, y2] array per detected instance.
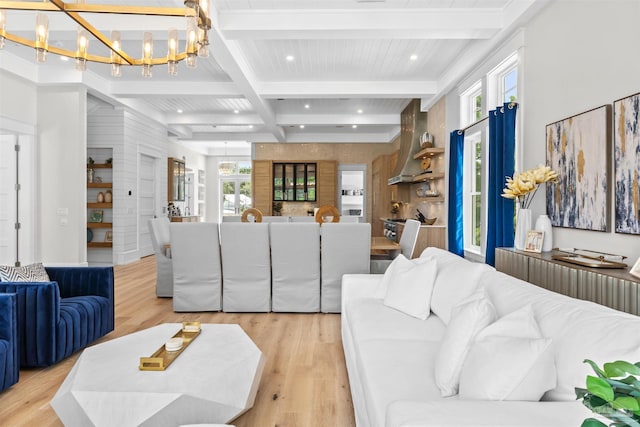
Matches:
[[0, 256, 356, 427]]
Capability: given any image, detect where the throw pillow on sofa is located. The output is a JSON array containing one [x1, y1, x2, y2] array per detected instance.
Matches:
[[458, 304, 556, 401], [383, 256, 437, 320], [0, 263, 50, 282], [434, 288, 497, 397], [374, 254, 432, 299]]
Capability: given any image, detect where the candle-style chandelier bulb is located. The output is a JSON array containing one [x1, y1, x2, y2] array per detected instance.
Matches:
[[186, 17, 198, 68], [35, 13, 49, 63], [142, 31, 153, 77], [167, 28, 178, 76], [0, 10, 6, 49], [76, 27, 89, 71], [110, 30, 122, 77]]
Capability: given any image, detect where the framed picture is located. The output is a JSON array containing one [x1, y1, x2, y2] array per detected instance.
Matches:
[[104, 231, 113, 243], [631, 257, 640, 280], [614, 92, 640, 234], [89, 210, 103, 223], [546, 105, 611, 232], [523, 230, 544, 253]]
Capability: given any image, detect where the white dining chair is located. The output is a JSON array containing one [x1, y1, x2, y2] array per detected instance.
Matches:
[[370, 218, 421, 274], [220, 222, 271, 312], [270, 222, 321, 312], [148, 217, 173, 297], [170, 222, 222, 312], [320, 222, 371, 313]]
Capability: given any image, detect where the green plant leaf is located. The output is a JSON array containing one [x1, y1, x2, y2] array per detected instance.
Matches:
[[588, 376, 615, 402], [612, 396, 640, 411], [605, 361, 640, 378], [585, 359, 607, 378], [581, 418, 608, 427]]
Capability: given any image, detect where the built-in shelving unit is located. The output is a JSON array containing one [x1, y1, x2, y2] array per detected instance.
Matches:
[[87, 149, 113, 253]]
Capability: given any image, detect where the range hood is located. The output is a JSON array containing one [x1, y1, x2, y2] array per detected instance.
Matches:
[[388, 99, 429, 185]]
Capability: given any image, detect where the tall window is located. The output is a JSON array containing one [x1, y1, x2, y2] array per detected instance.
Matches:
[[219, 160, 252, 217], [460, 52, 519, 259]]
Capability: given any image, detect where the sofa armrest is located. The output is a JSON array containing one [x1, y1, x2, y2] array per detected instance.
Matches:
[[0, 293, 19, 390], [341, 274, 383, 313], [385, 400, 591, 427]]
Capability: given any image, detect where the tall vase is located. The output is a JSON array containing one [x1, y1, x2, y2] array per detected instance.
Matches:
[[514, 208, 531, 250], [535, 214, 553, 252]]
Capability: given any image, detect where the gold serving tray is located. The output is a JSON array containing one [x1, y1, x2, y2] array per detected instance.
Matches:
[[139, 322, 201, 371], [551, 254, 627, 269]]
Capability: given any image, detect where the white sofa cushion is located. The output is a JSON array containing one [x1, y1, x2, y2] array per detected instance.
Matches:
[[375, 254, 431, 298], [459, 305, 556, 401], [422, 247, 494, 324], [383, 256, 437, 320], [434, 288, 497, 397]]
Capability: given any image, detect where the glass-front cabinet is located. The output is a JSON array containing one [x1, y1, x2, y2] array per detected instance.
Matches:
[[273, 162, 316, 202], [168, 157, 185, 201]]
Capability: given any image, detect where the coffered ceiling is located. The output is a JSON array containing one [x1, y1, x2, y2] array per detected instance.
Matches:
[[0, 0, 548, 154]]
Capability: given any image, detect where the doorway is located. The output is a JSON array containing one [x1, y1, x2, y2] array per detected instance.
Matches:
[[138, 153, 157, 257], [338, 164, 366, 222]]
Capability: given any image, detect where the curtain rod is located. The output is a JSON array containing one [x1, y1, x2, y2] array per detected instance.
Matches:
[[455, 102, 518, 135]]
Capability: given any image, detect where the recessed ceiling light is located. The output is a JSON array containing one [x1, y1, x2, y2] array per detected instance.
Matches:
[[357, 109, 363, 114], [286, 55, 295, 61], [177, 108, 183, 113], [304, 104, 310, 109], [299, 125, 305, 129], [352, 125, 358, 129], [249, 125, 254, 129], [233, 109, 239, 114], [410, 54, 418, 61]]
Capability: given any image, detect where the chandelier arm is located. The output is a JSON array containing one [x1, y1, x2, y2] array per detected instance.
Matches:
[[0, 1, 58, 12]]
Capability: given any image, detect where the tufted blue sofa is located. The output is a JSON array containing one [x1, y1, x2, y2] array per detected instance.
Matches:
[[0, 293, 18, 391], [0, 267, 114, 368]]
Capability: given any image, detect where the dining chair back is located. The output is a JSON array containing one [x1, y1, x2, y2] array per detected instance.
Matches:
[[320, 223, 371, 312], [270, 223, 321, 312], [148, 217, 173, 297], [220, 223, 271, 312], [170, 222, 222, 312]]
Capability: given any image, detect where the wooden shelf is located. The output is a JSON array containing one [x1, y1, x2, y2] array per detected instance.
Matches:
[[87, 182, 112, 188], [416, 196, 445, 202], [87, 202, 113, 208], [87, 242, 112, 248], [88, 163, 112, 169], [87, 222, 113, 229], [412, 172, 445, 182], [413, 147, 445, 160]]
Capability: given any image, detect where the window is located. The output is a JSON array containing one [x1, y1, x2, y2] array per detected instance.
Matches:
[[219, 160, 252, 216], [460, 52, 519, 259]]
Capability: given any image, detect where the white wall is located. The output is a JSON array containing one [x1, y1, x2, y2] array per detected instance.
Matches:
[[37, 87, 88, 265], [0, 70, 36, 124], [522, 0, 640, 262]]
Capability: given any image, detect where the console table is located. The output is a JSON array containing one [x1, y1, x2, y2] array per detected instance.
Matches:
[[495, 248, 640, 316]]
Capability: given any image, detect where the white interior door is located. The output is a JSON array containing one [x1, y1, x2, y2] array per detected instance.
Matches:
[[0, 136, 17, 264], [138, 153, 156, 257]]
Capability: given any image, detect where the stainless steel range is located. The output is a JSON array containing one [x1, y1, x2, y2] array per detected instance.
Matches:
[[384, 219, 406, 242]]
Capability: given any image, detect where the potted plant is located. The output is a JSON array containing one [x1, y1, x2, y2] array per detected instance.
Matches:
[[575, 359, 640, 426]]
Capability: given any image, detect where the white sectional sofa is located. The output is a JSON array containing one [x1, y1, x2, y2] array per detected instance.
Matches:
[[341, 247, 640, 426]]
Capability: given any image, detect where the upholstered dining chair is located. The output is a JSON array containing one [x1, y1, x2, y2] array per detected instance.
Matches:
[[220, 222, 271, 312], [0, 293, 18, 392], [170, 222, 222, 312], [320, 222, 371, 313], [370, 218, 421, 274], [148, 217, 173, 297], [270, 222, 321, 312]]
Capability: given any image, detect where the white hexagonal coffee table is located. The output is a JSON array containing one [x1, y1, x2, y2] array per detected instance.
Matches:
[[51, 323, 266, 427]]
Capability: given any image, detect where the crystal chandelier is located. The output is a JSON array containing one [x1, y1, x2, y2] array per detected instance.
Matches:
[[0, 0, 211, 77]]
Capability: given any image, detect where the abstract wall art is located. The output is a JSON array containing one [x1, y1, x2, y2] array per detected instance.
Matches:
[[614, 92, 640, 234], [546, 105, 611, 231]]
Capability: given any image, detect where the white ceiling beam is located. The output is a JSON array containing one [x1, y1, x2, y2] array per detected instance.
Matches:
[[283, 131, 392, 143], [187, 132, 280, 143], [219, 9, 502, 40], [166, 113, 263, 125], [110, 81, 242, 97], [276, 114, 398, 126], [258, 81, 438, 98]]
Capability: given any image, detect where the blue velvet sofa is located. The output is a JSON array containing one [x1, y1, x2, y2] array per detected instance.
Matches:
[[0, 293, 18, 391], [0, 267, 114, 368]]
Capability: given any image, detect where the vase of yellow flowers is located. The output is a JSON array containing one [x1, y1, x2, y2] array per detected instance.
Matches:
[[502, 165, 558, 250]]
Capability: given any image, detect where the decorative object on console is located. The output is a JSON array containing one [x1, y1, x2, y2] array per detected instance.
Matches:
[[576, 359, 640, 427], [631, 257, 640, 279], [614, 92, 640, 235], [546, 105, 611, 231], [523, 230, 544, 253], [534, 214, 553, 252], [502, 164, 557, 250]]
